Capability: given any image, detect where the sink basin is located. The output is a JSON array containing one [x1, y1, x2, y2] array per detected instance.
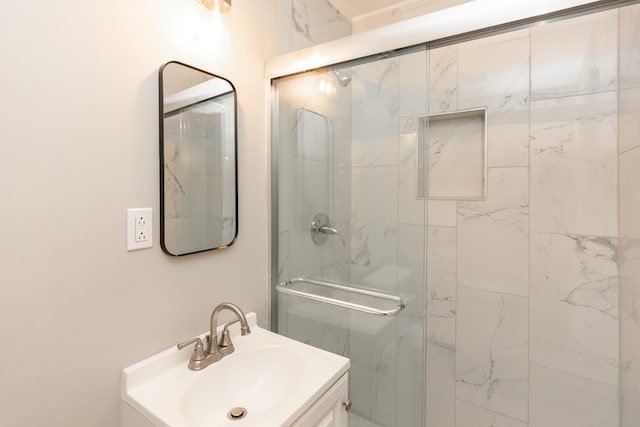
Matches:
[[180, 344, 303, 426], [121, 313, 349, 427]]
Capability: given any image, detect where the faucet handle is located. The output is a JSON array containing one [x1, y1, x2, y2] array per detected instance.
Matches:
[[219, 319, 240, 348], [177, 337, 206, 361]]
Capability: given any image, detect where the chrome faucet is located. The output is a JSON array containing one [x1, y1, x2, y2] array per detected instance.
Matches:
[[177, 302, 251, 371], [317, 224, 347, 245], [310, 213, 346, 246]]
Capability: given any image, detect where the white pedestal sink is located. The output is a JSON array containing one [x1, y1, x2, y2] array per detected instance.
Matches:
[[121, 313, 350, 427]]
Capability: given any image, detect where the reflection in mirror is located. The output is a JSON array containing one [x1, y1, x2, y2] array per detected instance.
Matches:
[[159, 61, 237, 256]]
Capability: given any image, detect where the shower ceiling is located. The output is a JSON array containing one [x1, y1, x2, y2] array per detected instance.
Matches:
[[328, 0, 471, 19]]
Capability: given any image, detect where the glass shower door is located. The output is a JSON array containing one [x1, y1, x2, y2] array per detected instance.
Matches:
[[271, 48, 428, 427]]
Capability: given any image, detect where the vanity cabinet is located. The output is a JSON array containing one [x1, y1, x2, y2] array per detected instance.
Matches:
[[292, 373, 349, 427], [122, 373, 350, 427]]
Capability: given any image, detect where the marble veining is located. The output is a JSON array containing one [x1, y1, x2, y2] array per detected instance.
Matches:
[[458, 32, 530, 167], [398, 116, 426, 225], [398, 51, 428, 116], [163, 115, 190, 220], [291, 0, 351, 51], [352, 60, 400, 167], [291, 0, 314, 44], [531, 232, 619, 385], [427, 111, 485, 199], [457, 167, 529, 296], [163, 150, 189, 219], [350, 166, 398, 287], [426, 226, 456, 347], [456, 287, 528, 421], [530, 92, 618, 237], [429, 45, 458, 114]]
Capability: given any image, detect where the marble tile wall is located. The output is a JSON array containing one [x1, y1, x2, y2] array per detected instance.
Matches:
[[529, 365, 619, 427], [618, 4, 640, 427], [424, 8, 624, 427], [425, 28, 532, 427], [529, 10, 620, 427], [282, 0, 351, 53], [456, 287, 528, 421]]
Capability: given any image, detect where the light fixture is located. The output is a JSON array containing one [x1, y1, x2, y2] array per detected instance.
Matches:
[[198, 0, 231, 13]]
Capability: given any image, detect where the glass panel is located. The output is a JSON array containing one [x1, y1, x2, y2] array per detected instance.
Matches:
[[272, 48, 428, 426]]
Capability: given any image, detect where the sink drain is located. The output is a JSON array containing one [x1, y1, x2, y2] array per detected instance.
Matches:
[[227, 407, 248, 421]]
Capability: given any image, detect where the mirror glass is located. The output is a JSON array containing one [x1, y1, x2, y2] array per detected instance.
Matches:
[[159, 61, 237, 256]]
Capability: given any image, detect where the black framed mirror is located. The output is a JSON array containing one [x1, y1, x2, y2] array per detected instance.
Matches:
[[159, 61, 238, 256]]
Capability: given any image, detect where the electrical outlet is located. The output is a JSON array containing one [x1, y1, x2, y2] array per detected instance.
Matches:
[[134, 214, 148, 242], [135, 230, 147, 242], [127, 208, 152, 251]]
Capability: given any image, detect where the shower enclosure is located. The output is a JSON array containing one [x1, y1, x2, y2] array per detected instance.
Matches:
[[271, 2, 640, 426]]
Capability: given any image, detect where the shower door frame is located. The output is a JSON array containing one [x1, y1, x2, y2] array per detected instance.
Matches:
[[267, 0, 640, 332], [267, 2, 640, 427]]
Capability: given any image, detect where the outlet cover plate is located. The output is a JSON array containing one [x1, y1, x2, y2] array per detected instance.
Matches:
[[127, 208, 153, 251]]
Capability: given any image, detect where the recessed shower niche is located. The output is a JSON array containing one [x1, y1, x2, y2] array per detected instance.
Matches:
[[419, 108, 487, 200]]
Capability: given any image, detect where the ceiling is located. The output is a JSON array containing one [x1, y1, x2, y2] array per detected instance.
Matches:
[[328, 0, 417, 19]]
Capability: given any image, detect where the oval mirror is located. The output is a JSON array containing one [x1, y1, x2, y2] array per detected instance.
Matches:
[[159, 61, 238, 256]]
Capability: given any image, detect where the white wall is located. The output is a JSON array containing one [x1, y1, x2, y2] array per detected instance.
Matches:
[[0, 1, 276, 426]]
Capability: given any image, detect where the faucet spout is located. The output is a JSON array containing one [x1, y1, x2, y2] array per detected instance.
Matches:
[[208, 302, 251, 354], [310, 213, 347, 247], [177, 302, 251, 370], [318, 225, 347, 247]]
